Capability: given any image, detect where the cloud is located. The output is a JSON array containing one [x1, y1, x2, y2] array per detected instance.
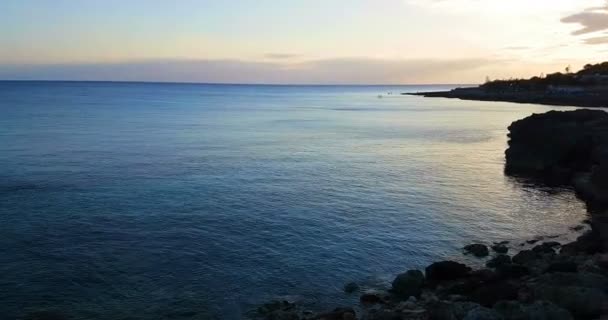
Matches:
[[503, 46, 531, 51], [264, 53, 300, 60], [583, 35, 608, 44], [0, 57, 499, 84], [562, 4, 608, 36]]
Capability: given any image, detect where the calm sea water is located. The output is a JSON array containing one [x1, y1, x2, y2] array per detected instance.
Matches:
[[0, 81, 587, 319]]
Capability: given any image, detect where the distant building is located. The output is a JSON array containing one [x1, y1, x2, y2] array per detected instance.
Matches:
[[547, 85, 585, 95], [579, 74, 608, 84]]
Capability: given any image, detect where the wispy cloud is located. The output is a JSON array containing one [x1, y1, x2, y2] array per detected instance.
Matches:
[[583, 35, 608, 44], [562, 3, 608, 36], [264, 53, 300, 60], [503, 46, 531, 51]]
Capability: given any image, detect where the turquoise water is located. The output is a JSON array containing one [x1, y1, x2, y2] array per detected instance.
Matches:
[[0, 82, 586, 319]]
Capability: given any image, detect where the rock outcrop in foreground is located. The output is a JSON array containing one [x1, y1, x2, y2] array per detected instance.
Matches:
[[505, 109, 608, 205], [256, 109, 608, 320], [258, 230, 607, 320], [505, 107, 608, 272]]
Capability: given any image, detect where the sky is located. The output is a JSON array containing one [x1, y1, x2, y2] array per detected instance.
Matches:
[[1, 0, 608, 84]]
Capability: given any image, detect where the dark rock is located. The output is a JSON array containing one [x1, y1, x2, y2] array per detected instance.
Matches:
[[316, 308, 356, 320], [495, 264, 529, 279], [470, 269, 497, 282], [426, 301, 458, 320], [521, 301, 574, 320], [596, 253, 608, 269], [533, 272, 608, 289], [570, 225, 585, 231], [464, 244, 490, 257], [545, 261, 578, 273], [344, 282, 359, 294], [392, 270, 425, 298], [505, 109, 608, 176], [541, 241, 561, 248], [462, 306, 503, 320], [532, 243, 558, 255], [532, 285, 608, 318], [493, 300, 573, 320], [427, 301, 480, 320], [530, 272, 608, 318], [426, 261, 472, 283], [486, 255, 511, 268], [365, 310, 403, 320], [469, 281, 519, 307], [491, 244, 509, 254], [512, 250, 538, 265], [526, 240, 539, 245], [560, 231, 601, 255], [505, 109, 608, 217], [439, 276, 486, 297], [360, 293, 383, 305]]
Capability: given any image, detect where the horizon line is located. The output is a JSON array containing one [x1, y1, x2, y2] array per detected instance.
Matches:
[[0, 79, 477, 87]]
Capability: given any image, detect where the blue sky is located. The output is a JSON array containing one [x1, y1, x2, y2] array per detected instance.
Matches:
[[1, 0, 607, 84]]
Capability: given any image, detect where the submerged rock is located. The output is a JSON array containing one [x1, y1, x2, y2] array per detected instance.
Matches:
[[464, 244, 490, 257], [344, 282, 360, 294], [491, 244, 509, 254], [360, 293, 383, 305], [392, 270, 425, 298]]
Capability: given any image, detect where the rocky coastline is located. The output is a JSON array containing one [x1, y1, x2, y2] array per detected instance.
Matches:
[[405, 88, 608, 109], [407, 62, 608, 109], [256, 109, 608, 320]]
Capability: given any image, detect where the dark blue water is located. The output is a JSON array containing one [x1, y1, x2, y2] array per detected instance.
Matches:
[[0, 81, 587, 319]]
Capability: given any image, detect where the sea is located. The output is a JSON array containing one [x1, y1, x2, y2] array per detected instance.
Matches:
[[0, 81, 588, 319]]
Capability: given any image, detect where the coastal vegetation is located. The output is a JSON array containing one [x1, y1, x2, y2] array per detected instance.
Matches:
[[481, 62, 608, 92]]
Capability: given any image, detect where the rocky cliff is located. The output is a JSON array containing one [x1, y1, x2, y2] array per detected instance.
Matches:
[[505, 109, 608, 204]]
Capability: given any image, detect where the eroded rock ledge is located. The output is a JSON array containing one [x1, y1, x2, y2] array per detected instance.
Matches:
[[505, 109, 608, 204]]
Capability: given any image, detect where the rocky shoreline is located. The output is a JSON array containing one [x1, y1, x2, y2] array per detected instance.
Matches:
[[256, 109, 608, 320], [406, 88, 608, 109]]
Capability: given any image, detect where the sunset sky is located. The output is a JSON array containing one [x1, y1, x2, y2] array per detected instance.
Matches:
[[1, 0, 608, 84]]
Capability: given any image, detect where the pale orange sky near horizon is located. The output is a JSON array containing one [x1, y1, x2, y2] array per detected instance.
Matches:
[[1, 0, 608, 84]]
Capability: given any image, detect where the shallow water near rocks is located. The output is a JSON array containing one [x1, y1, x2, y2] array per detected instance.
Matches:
[[0, 82, 587, 319]]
